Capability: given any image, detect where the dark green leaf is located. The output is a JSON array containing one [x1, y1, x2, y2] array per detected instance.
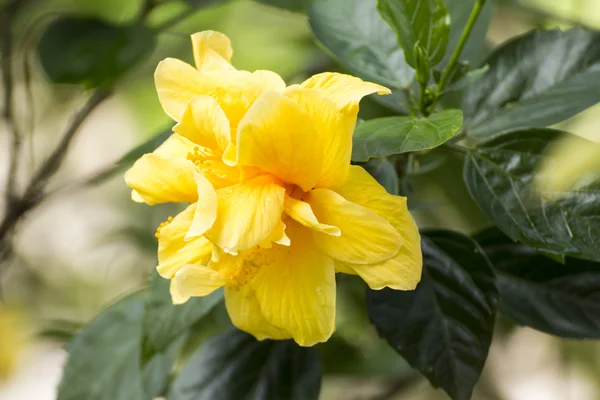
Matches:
[[464, 128, 600, 262], [38, 17, 155, 88], [443, 65, 489, 93], [377, 0, 450, 67], [463, 28, 600, 137], [476, 227, 600, 339], [352, 109, 463, 161], [58, 293, 146, 400], [142, 270, 224, 356], [143, 337, 184, 398], [367, 230, 497, 400], [443, 0, 492, 66], [169, 329, 322, 400], [309, 0, 414, 89], [362, 158, 399, 195], [252, 0, 309, 12]]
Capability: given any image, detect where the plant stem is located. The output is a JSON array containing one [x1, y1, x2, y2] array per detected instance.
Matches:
[[430, 0, 486, 111], [443, 142, 469, 154], [402, 87, 417, 117], [417, 80, 427, 116]]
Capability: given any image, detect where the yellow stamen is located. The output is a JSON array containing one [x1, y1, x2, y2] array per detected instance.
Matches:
[[155, 216, 174, 239]]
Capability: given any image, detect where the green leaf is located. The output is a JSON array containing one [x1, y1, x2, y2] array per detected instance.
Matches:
[[367, 230, 497, 400], [464, 128, 600, 262], [377, 0, 450, 67], [168, 329, 322, 400], [476, 227, 600, 339], [309, 0, 414, 89], [463, 28, 600, 137], [142, 270, 224, 356], [352, 109, 463, 161], [58, 293, 146, 400], [252, 0, 309, 12], [38, 17, 155, 88], [362, 158, 399, 195], [443, 0, 492, 65]]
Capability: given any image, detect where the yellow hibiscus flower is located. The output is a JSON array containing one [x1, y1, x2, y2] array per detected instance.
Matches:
[[125, 31, 422, 346]]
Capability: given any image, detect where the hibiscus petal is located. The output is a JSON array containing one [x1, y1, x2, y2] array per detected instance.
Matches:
[[306, 188, 401, 264], [173, 95, 231, 153], [155, 57, 285, 127], [205, 174, 286, 253], [285, 87, 357, 189], [235, 91, 324, 191], [175, 264, 226, 297], [251, 221, 336, 347], [155, 58, 206, 121], [153, 133, 195, 159], [300, 72, 390, 111], [185, 172, 218, 240], [284, 194, 340, 236], [334, 166, 422, 290], [225, 285, 291, 341], [157, 204, 213, 279], [191, 31, 234, 72], [170, 279, 190, 305], [124, 154, 197, 205]]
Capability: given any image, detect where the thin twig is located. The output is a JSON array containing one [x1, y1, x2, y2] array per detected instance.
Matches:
[[155, 6, 195, 32], [1, 4, 21, 207], [24, 89, 112, 199], [0, 89, 111, 262], [370, 373, 422, 400]]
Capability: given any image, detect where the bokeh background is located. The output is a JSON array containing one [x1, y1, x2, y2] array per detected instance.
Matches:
[[1, 0, 600, 398]]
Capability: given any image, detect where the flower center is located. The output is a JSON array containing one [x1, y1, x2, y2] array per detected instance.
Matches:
[[186, 146, 238, 187], [218, 248, 275, 289]]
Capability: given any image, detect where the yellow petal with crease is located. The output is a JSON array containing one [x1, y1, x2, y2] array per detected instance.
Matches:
[[306, 188, 401, 264], [170, 279, 190, 305], [300, 72, 391, 111], [124, 154, 197, 205], [176, 264, 226, 297], [225, 286, 291, 341], [259, 220, 290, 249], [334, 166, 422, 290], [284, 194, 340, 236], [157, 204, 213, 279], [205, 174, 285, 252], [285, 88, 357, 189], [185, 172, 218, 240], [153, 133, 195, 159], [155, 58, 206, 121], [251, 221, 336, 346], [173, 95, 230, 153], [191, 31, 234, 72], [236, 91, 323, 191]]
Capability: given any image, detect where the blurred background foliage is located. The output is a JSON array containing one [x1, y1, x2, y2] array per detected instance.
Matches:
[[2, 0, 600, 399]]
